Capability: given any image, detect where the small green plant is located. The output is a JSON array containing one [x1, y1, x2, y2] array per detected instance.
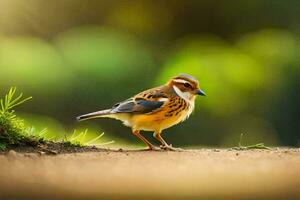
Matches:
[[0, 87, 113, 152], [232, 133, 271, 150], [63, 129, 114, 147], [23, 127, 51, 142], [63, 129, 88, 147], [0, 87, 37, 150], [0, 87, 32, 115]]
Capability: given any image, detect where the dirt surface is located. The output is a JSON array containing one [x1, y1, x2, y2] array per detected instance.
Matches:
[[0, 148, 299, 200], [0, 141, 113, 155]]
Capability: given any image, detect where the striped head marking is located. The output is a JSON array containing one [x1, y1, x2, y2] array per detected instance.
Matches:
[[167, 74, 206, 100]]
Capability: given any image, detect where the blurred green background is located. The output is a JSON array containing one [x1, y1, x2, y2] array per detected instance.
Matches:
[[0, 0, 299, 147]]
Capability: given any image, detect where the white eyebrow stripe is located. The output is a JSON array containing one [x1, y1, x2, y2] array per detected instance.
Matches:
[[158, 97, 169, 102], [173, 79, 190, 84]]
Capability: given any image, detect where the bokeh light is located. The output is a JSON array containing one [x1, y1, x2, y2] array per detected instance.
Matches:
[[0, 0, 299, 147]]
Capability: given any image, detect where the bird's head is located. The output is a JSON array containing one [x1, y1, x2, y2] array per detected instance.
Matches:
[[167, 74, 206, 101]]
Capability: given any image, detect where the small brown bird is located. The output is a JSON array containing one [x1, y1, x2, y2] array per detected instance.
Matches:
[[77, 74, 206, 151]]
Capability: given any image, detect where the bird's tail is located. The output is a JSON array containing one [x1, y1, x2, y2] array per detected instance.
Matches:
[[76, 109, 112, 121]]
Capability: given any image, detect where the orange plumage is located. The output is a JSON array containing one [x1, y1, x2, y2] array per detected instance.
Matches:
[[77, 74, 206, 151]]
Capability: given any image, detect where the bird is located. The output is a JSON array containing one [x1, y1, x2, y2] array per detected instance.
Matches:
[[77, 74, 206, 151]]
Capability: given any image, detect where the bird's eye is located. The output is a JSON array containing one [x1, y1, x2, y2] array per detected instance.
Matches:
[[183, 83, 192, 88]]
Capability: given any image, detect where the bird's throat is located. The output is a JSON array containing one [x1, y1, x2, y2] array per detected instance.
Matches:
[[172, 86, 193, 103]]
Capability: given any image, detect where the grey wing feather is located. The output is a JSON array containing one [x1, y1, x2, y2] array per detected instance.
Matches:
[[110, 98, 164, 114], [135, 99, 164, 113], [110, 86, 169, 114], [111, 100, 135, 113]]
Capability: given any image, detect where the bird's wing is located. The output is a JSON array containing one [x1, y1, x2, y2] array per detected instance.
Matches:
[[110, 87, 169, 114]]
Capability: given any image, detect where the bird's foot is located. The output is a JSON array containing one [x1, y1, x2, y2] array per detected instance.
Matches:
[[160, 144, 183, 151], [148, 145, 162, 151]]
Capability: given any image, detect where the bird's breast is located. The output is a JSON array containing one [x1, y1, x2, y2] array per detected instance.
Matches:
[[130, 97, 194, 132]]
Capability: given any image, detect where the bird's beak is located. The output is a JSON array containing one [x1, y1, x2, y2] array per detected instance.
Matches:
[[195, 89, 206, 96]]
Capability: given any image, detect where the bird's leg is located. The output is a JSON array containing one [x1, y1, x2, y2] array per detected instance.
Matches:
[[153, 131, 168, 146], [153, 131, 183, 151], [132, 130, 160, 151]]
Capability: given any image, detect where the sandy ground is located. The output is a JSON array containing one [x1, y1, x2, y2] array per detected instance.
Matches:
[[0, 148, 299, 200]]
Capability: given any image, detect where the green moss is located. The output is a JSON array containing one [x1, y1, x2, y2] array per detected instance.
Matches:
[[0, 87, 38, 150], [63, 140, 83, 148], [0, 87, 112, 151]]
